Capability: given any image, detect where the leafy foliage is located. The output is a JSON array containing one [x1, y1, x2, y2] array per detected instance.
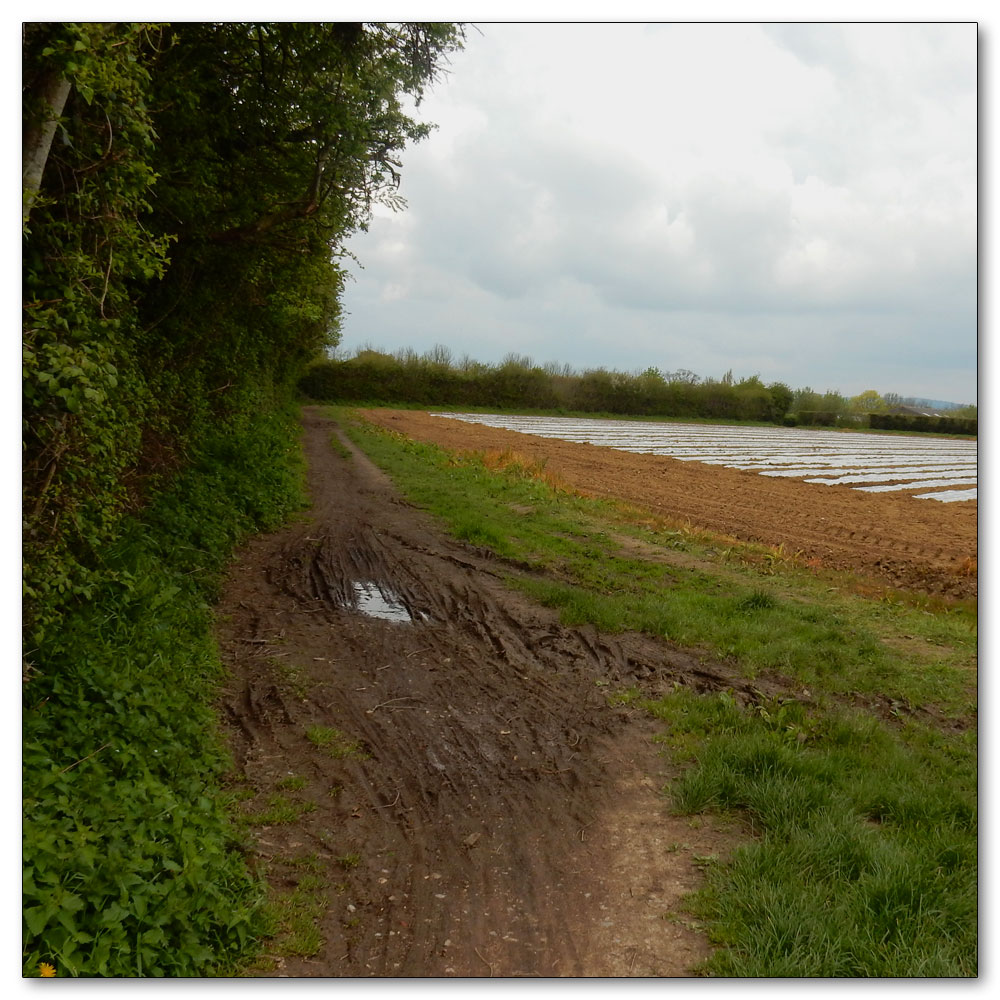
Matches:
[[23, 20, 463, 976], [301, 351, 797, 422], [869, 412, 977, 435], [23, 408, 307, 977]]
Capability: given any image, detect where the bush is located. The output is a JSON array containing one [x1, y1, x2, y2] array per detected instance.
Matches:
[[795, 410, 840, 427]]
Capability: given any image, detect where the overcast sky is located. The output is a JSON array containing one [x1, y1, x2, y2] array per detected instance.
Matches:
[[338, 20, 978, 405]]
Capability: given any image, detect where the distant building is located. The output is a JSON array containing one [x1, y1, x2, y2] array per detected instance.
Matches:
[[889, 404, 954, 419]]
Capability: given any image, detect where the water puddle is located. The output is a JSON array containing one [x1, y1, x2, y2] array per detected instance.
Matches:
[[351, 581, 422, 623]]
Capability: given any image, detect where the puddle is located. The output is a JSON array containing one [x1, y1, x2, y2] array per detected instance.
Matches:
[[351, 581, 421, 623]]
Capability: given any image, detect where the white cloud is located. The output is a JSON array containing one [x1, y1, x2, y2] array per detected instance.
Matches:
[[341, 21, 978, 403]]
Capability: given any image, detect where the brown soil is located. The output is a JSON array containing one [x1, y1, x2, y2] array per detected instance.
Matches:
[[216, 407, 774, 978], [362, 409, 978, 600]]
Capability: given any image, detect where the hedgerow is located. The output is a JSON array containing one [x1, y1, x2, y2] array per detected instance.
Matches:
[[23, 21, 463, 976]]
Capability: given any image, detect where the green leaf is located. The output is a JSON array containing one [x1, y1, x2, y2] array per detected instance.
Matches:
[[24, 905, 51, 937]]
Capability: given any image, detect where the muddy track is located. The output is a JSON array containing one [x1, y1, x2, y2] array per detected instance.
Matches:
[[216, 408, 761, 977], [363, 409, 977, 600]]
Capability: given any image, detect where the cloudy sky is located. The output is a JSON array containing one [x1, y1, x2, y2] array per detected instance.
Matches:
[[338, 19, 978, 405]]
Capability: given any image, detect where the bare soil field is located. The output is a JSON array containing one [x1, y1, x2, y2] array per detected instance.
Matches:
[[362, 409, 977, 601], [216, 408, 768, 977]]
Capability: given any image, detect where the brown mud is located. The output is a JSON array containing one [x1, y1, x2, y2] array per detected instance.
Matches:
[[216, 408, 771, 978], [363, 409, 977, 600]]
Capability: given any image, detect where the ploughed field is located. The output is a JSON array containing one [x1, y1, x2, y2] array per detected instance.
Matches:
[[363, 410, 977, 600], [435, 413, 978, 504]]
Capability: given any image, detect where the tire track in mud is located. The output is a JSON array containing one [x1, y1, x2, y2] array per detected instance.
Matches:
[[215, 408, 753, 977]]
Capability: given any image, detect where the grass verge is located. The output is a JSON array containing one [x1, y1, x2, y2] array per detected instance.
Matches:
[[337, 406, 977, 978], [22, 405, 308, 977]]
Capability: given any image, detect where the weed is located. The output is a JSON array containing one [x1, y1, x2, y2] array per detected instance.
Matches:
[[22, 406, 308, 977], [305, 725, 368, 759], [258, 870, 329, 960], [328, 434, 354, 461], [287, 854, 324, 873], [243, 794, 316, 826], [270, 657, 309, 698], [736, 589, 778, 612]]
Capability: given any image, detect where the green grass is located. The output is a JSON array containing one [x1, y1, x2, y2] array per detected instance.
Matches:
[[256, 863, 329, 961], [340, 409, 975, 716], [653, 688, 976, 976], [328, 432, 354, 461], [241, 794, 317, 826], [337, 406, 978, 978], [305, 725, 368, 760]]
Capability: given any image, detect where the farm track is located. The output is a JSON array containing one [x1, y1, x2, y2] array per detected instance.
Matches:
[[216, 407, 750, 977], [363, 409, 977, 600]]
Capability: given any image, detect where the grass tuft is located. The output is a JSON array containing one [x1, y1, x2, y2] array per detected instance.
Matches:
[[305, 725, 368, 760]]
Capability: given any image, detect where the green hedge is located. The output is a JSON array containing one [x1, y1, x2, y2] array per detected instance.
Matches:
[[793, 410, 846, 427], [869, 413, 977, 436], [299, 357, 795, 422]]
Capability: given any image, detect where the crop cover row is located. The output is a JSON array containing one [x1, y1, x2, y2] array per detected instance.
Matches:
[[434, 414, 977, 504]]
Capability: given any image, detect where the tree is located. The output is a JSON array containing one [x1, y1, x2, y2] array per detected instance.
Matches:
[[849, 390, 887, 414], [767, 381, 794, 421], [24, 22, 466, 632], [136, 22, 465, 415], [664, 368, 701, 384]]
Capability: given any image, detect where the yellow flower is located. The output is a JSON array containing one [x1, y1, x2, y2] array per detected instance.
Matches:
[[38, 962, 56, 977]]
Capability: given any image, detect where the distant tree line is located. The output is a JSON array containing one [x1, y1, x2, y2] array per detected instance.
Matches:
[[301, 349, 795, 421], [299, 346, 977, 434], [868, 412, 978, 435]]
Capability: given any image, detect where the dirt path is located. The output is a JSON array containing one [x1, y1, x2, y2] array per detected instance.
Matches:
[[363, 409, 977, 600], [215, 407, 754, 977]]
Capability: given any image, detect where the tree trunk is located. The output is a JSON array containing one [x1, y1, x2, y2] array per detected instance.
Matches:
[[23, 71, 72, 223]]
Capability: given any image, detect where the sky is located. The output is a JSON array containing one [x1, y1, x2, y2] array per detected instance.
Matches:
[[336, 19, 978, 405]]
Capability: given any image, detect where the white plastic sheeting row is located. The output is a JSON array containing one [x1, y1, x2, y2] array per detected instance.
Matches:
[[433, 413, 977, 504]]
